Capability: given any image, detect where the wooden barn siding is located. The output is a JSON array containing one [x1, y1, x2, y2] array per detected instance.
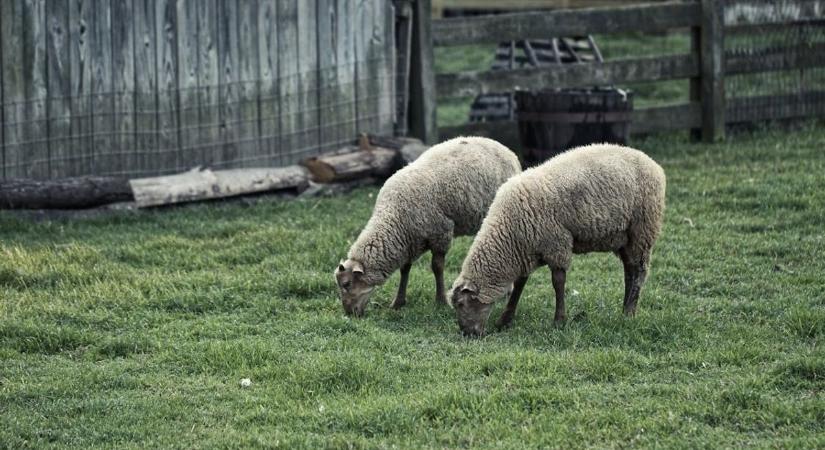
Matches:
[[0, 0, 397, 180]]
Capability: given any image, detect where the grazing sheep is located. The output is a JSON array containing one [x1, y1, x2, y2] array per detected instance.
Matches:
[[450, 143, 666, 336], [335, 137, 521, 317]]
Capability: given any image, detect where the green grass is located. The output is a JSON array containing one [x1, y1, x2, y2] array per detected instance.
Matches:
[[2, 125, 825, 448]]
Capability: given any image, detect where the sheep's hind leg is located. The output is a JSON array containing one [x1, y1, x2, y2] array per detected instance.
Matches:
[[617, 248, 634, 310], [550, 267, 567, 326], [496, 276, 529, 330], [390, 263, 412, 309], [624, 260, 648, 317], [431, 251, 448, 305]]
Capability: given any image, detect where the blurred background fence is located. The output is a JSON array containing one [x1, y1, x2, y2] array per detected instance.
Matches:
[[429, 0, 825, 147], [0, 0, 397, 180]]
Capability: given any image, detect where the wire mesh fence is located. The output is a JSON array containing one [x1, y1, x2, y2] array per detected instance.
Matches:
[[724, 0, 825, 124], [0, 60, 398, 180]]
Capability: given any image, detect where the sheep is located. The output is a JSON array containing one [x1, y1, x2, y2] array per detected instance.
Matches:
[[450, 143, 666, 337], [335, 136, 522, 317]]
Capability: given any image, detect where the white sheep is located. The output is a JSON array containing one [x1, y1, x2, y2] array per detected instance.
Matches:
[[335, 137, 521, 317], [450, 143, 666, 336]]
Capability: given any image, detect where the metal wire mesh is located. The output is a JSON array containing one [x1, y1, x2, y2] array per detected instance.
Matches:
[[0, 59, 398, 180], [724, 0, 825, 123]]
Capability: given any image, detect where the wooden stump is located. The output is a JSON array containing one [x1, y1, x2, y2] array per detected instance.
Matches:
[[0, 177, 133, 209]]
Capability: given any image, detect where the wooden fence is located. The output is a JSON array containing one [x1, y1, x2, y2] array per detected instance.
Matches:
[[0, 0, 396, 180], [411, 0, 825, 147]]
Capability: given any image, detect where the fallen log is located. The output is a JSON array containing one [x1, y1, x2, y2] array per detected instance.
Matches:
[[0, 176, 133, 209], [303, 147, 399, 183], [130, 165, 309, 208]]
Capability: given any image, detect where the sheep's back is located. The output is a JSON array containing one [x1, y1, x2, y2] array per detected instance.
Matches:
[[375, 137, 521, 236]]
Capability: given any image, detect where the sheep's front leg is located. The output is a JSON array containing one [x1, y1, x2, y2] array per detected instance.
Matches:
[[496, 276, 529, 329], [390, 263, 412, 309], [431, 252, 447, 305], [551, 267, 567, 325]]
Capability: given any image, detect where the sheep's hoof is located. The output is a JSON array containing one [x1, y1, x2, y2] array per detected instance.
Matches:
[[390, 298, 406, 310], [435, 294, 448, 305], [553, 318, 566, 329]]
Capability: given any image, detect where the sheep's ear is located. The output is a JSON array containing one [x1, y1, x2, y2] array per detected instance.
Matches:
[[351, 261, 364, 275]]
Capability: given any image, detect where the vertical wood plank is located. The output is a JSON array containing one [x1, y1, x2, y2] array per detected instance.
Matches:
[[1, 1, 24, 179], [394, 0, 414, 137], [0, 2, 11, 180], [376, 0, 396, 135], [47, 0, 71, 178], [197, 0, 220, 168], [177, 0, 200, 169], [258, 0, 280, 166], [134, 0, 157, 175], [69, 0, 92, 176], [700, 0, 725, 142], [317, 0, 357, 153], [353, 0, 377, 134], [278, 0, 300, 164], [112, 0, 135, 176], [237, 0, 260, 167], [409, 0, 437, 143], [217, 0, 239, 168], [297, 0, 319, 160], [689, 25, 701, 141], [156, 0, 179, 173], [90, 0, 114, 174], [23, 0, 49, 178]]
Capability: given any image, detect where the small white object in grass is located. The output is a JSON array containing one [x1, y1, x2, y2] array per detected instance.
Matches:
[[572, 289, 580, 297], [240, 378, 252, 388], [318, 404, 325, 413]]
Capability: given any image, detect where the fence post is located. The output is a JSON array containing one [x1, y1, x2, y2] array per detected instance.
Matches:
[[697, 0, 725, 142], [408, 0, 438, 144]]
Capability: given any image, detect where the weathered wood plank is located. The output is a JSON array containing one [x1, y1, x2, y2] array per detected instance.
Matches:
[[44, 0, 72, 178], [296, 0, 319, 160], [436, 54, 699, 99], [217, 0, 239, 168], [700, 0, 725, 142], [177, 0, 200, 170], [724, 0, 825, 27], [197, 0, 220, 168], [237, 0, 260, 167], [278, 0, 300, 164], [432, 1, 702, 47], [1, 1, 24, 179], [409, 0, 437, 143], [68, 0, 92, 176], [156, 0, 179, 173], [112, 0, 135, 177], [631, 102, 701, 134], [23, 0, 49, 178], [258, 0, 280, 165], [0, 8, 4, 180], [133, 0, 158, 175], [373, 0, 395, 135], [354, 0, 378, 135], [90, 0, 114, 175], [394, 0, 414, 136], [318, 0, 356, 154]]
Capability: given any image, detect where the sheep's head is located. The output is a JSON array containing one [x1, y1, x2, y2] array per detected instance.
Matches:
[[450, 277, 494, 337], [335, 259, 374, 317]]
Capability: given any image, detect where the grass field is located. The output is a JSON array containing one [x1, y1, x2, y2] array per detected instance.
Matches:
[[1, 124, 824, 448]]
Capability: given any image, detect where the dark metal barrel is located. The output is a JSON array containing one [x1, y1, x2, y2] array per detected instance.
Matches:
[[515, 88, 633, 164]]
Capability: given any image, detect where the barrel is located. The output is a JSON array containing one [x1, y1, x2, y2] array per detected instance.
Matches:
[[515, 88, 633, 164]]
